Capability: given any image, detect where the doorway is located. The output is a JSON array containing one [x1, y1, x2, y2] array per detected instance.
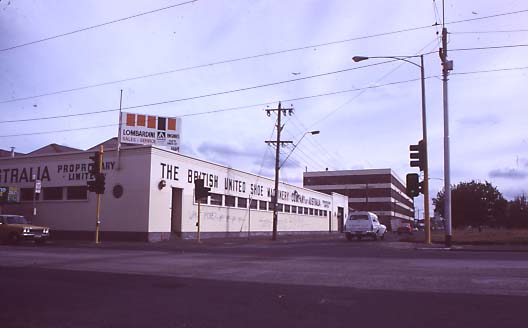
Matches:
[[337, 207, 344, 232], [171, 187, 183, 237]]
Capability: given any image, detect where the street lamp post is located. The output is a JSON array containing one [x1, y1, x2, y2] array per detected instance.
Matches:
[[352, 54, 431, 244], [280, 130, 320, 168]]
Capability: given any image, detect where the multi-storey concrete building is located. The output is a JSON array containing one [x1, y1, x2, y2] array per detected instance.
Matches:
[[303, 169, 414, 231]]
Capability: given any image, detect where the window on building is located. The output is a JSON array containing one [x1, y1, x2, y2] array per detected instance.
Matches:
[[67, 186, 87, 200], [20, 188, 39, 201], [291, 206, 297, 214], [309, 208, 314, 216], [210, 193, 222, 206], [250, 199, 258, 209], [43, 187, 63, 201], [323, 210, 327, 217], [196, 196, 207, 204], [237, 197, 247, 208], [277, 203, 283, 212], [259, 200, 267, 211], [225, 195, 236, 207], [284, 204, 290, 213], [303, 207, 308, 215], [314, 209, 319, 216], [269, 202, 275, 211]]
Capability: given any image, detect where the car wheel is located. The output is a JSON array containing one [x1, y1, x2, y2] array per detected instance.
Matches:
[[9, 233, 20, 245], [380, 232, 385, 240], [345, 233, 353, 241], [372, 234, 378, 241]]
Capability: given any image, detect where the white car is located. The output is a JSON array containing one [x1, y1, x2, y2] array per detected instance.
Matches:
[[344, 211, 386, 241]]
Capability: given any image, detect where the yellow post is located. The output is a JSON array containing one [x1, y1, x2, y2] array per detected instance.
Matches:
[[95, 145, 103, 244], [197, 201, 201, 243]]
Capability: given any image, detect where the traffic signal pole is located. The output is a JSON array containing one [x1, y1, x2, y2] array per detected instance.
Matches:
[[95, 145, 103, 244], [420, 55, 431, 244]]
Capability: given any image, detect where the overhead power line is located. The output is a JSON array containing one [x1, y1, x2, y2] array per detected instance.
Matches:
[[0, 25, 433, 104], [2, 66, 528, 138], [0, 74, 419, 125], [3, 62, 528, 126], [446, 8, 528, 26], [450, 29, 528, 34], [449, 44, 528, 52], [3, 6, 527, 104], [0, 0, 198, 52]]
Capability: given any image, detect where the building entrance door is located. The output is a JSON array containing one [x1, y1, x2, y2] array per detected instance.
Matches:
[[171, 187, 183, 237], [337, 207, 344, 232]]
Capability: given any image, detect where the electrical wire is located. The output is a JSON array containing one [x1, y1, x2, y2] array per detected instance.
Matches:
[[446, 8, 528, 26], [0, 76, 423, 125], [3, 6, 527, 104], [5, 59, 528, 126], [0, 0, 198, 52], [449, 44, 528, 52], [3, 65, 528, 137], [0, 26, 433, 104], [0, 124, 117, 138], [307, 38, 439, 130], [450, 29, 528, 34]]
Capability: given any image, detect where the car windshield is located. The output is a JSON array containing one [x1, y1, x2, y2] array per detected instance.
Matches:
[[4, 216, 29, 224], [350, 215, 369, 220]]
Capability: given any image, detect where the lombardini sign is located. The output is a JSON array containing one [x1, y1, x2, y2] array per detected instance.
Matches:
[[120, 112, 181, 151]]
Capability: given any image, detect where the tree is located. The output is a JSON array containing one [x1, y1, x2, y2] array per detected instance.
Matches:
[[506, 194, 528, 228], [433, 180, 507, 228]]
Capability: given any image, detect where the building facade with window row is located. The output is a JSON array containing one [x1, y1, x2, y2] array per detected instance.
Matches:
[[303, 169, 414, 231], [0, 140, 348, 242]]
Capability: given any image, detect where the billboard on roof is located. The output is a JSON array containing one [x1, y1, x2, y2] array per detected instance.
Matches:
[[119, 112, 181, 152]]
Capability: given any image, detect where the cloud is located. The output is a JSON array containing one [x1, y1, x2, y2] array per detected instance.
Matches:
[[197, 142, 259, 159], [254, 152, 300, 171], [501, 187, 528, 200], [489, 168, 527, 179], [457, 114, 500, 126]]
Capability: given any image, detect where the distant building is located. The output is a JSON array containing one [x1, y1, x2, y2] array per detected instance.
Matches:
[[303, 169, 414, 231]]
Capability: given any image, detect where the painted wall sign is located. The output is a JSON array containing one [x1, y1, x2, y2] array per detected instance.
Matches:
[[120, 112, 182, 152], [0, 161, 116, 185], [159, 161, 326, 208]]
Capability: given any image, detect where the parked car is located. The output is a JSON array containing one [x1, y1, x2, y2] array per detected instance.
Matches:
[[344, 211, 386, 241], [396, 223, 412, 234], [0, 215, 50, 244]]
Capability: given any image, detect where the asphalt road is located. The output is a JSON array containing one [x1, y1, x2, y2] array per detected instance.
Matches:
[[1, 237, 528, 328]]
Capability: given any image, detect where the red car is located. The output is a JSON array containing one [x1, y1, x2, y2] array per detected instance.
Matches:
[[396, 223, 412, 234]]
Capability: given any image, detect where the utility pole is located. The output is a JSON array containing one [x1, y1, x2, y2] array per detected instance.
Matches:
[[117, 90, 123, 170], [265, 102, 293, 240], [95, 145, 103, 244], [441, 21, 454, 246]]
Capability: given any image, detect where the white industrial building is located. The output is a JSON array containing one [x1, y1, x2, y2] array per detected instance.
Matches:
[[0, 139, 348, 242]]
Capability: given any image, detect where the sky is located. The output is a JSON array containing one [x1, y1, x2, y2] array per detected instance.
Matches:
[[1, 0, 527, 217]]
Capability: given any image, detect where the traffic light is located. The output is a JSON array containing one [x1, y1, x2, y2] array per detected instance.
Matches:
[[410, 140, 425, 171], [88, 152, 101, 176], [87, 151, 104, 194], [406, 173, 422, 198], [94, 173, 105, 194], [194, 178, 211, 201], [87, 173, 105, 194]]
